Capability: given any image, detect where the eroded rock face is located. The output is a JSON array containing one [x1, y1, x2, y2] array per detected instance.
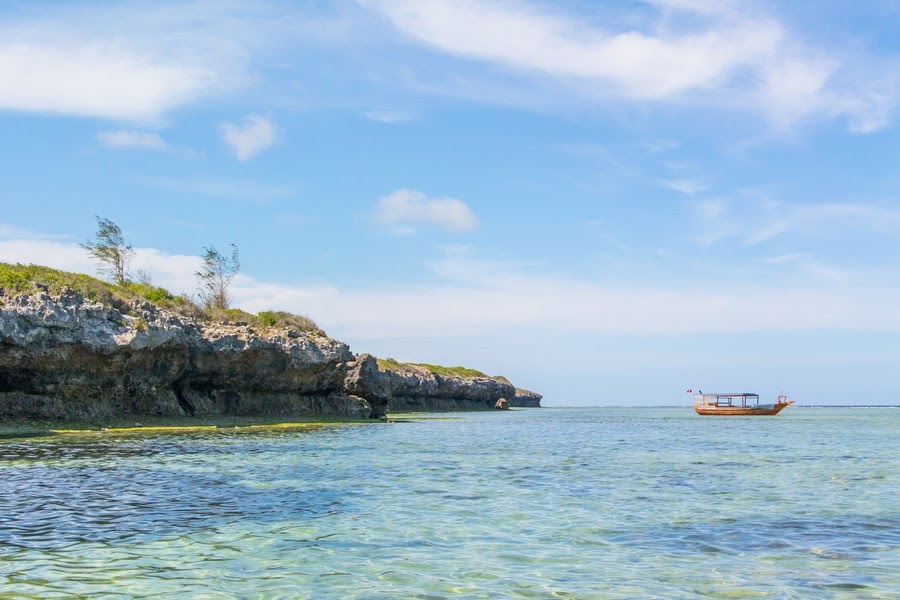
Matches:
[[0, 289, 368, 420], [345, 354, 517, 413], [1, 289, 540, 421], [509, 388, 543, 408]]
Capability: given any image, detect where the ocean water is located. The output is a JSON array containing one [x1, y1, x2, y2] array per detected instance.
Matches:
[[0, 407, 897, 599]]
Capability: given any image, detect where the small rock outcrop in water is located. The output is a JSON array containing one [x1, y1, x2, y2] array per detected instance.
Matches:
[[495, 398, 509, 410], [0, 284, 541, 421], [509, 388, 543, 408]]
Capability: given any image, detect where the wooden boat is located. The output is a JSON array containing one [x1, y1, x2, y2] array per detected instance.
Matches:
[[693, 392, 794, 416]]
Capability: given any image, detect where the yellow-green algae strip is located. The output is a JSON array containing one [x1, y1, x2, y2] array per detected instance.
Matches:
[[48, 422, 360, 435], [51, 425, 219, 434], [1, 417, 400, 440]]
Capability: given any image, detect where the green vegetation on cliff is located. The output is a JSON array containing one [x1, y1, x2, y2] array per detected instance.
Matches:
[[377, 357, 505, 381], [0, 262, 320, 334]]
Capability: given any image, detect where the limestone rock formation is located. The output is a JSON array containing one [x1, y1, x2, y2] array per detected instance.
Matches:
[[0, 288, 371, 420], [509, 388, 543, 408], [0, 285, 540, 421], [351, 356, 517, 412]]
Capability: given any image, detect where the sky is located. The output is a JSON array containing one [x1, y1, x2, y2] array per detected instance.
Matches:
[[2, 0, 900, 406]]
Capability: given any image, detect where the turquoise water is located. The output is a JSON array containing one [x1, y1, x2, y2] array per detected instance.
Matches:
[[1, 407, 898, 598]]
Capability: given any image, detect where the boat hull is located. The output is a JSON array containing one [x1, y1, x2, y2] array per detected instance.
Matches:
[[694, 401, 794, 416]]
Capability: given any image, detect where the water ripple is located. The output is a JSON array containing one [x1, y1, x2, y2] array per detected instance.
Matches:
[[1, 409, 898, 598]]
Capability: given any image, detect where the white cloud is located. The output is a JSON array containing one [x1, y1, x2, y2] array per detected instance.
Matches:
[[129, 248, 203, 295], [0, 43, 218, 121], [230, 253, 900, 339], [754, 55, 837, 128], [0, 3, 266, 121], [364, 0, 897, 131], [374, 189, 478, 233], [4, 233, 900, 343], [4, 1, 892, 131], [840, 88, 896, 134], [219, 114, 277, 161], [365, 0, 780, 98], [97, 130, 169, 151]]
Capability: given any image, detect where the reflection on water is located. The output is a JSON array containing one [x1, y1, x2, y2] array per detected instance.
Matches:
[[1, 408, 898, 598]]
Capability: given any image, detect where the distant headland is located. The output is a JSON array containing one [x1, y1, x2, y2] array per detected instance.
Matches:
[[0, 263, 541, 426]]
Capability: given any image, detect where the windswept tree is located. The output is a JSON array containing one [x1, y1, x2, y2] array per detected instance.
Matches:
[[196, 243, 240, 310], [80, 216, 134, 286]]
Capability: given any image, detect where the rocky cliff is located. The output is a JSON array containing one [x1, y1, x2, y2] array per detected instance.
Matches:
[[0, 287, 379, 420], [0, 285, 540, 421], [509, 388, 543, 408], [346, 355, 518, 412]]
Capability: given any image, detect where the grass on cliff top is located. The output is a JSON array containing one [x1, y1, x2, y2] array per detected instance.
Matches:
[[0, 262, 321, 334], [377, 357, 504, 380]]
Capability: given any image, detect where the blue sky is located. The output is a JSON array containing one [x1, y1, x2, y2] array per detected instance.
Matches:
[[2, 0, 900, 406]]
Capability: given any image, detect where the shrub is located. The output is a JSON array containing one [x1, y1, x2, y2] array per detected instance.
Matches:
[[377, 357, 404, 371], [271, 311, 319, 332], [125, 282, 178, 304], [258, 311, 278, 327], [251, 310, 318, 332]]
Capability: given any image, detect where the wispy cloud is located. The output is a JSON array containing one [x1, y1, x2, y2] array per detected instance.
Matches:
[[364, 0, 897, 131], [366, 0, 779, 98], [760, 253, 847, 283], [660, 178, 707, 196], [97, 130, 169, 151], [220, 114, 277, 161], [0, 43, 218, 121], [4, 232, 899, 340], [4, 1, 892, 132], [374, 188, 478, 233], [232, 251, 900, 339], [0, 3, 267, 121], [695, 197, 900, 247]]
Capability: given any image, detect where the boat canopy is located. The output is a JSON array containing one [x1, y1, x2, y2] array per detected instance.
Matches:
[[695, 392, 760, 407]]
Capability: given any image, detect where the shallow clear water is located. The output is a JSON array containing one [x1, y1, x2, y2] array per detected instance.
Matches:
[[1, 407, 898, 598]]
